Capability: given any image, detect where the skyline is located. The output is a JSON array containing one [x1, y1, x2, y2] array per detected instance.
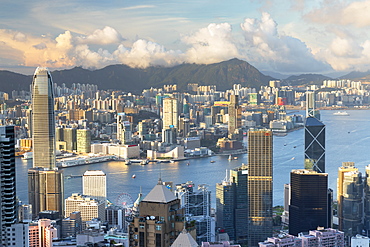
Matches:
[[2, 1, 370, 76]]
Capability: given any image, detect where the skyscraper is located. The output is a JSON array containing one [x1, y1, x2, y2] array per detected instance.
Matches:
[[216, 176, 235, 240], [28, 168, 64, 219], [289, 169, 329, 236], [0, 126, 17, 242], [337, 162, 359, 232], [83, 170, 107, 203], [29, 67, 63, 219], [163, 97, 178, 130], [304, 116, 325, 173], [31, 67, 56, 169], [247, 129, 273, 246], [228, 95, 241, 138]]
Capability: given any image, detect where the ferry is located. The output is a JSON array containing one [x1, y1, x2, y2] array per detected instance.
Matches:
[[56, 155, 116, 168], [132, 174, 136, 179], [22, 152, 33, 160], [333, 111, 349, 116]]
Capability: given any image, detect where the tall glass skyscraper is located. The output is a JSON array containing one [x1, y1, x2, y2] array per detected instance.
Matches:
[[31, 67, 56, 169], [247, 129, 273, 246], [304, 116, 325, 173]]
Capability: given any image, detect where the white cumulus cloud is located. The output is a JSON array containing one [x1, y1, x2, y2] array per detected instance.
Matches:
[[182, 23, 239, 64], [77, 26, 124, 45]]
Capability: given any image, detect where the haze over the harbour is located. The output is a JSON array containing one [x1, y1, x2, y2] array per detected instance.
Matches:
[[1, 0, 370, 75]]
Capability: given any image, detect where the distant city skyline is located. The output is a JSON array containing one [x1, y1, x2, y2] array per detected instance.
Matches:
[[1, 1, 370, 75]]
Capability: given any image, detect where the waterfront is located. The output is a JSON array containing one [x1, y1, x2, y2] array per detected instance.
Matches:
[[16, 110, 370, 206]]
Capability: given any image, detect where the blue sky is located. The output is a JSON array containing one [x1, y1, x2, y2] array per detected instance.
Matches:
[[1, 0, 370, 75]]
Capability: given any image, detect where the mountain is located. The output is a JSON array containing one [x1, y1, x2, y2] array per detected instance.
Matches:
[[261, 71, 291, 80], [0, 71, 31, 94], [284, 74, 332, 86], [339, 70, 370, 80], [0, 59, 274, 93]]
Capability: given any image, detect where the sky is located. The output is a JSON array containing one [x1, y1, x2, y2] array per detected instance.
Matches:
[[1, 0, 370, 75]]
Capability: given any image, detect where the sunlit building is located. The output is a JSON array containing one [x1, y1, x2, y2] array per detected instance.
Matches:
[[247, 129, 273, 246], [31, 67, 56, 169]]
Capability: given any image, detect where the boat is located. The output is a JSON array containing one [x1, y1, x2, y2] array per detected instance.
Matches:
[[141, 160, 149, 165], [187, 162, 190, 166], [291, 157, 295, 160], [233, 157, 238, 160], [124, 159, 131, 165], [22, 152, 33, 160], [170, 160, 175, 163], [132, 174, 136, 179], [210, 160, 215, 163], [228, 155, 232, 161], [333, 111, 349, 116]]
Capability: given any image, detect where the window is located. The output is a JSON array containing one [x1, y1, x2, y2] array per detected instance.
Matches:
[[156, 225, 161, 231]]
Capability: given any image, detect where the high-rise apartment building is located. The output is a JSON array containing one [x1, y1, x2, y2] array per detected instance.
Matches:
[[289, 169, 329, 236], [247, 129, 273, 246], [117, 113, 132, 144], [228, 95, 241, 138], [31, 67, 56, 169], [76, 129, 91, 153], [0, 125, 21, 246], [28, 168, 64, 219], [163, 97, 178, 130], [82, 170, 106, 203], [304, 116, 325, 173]]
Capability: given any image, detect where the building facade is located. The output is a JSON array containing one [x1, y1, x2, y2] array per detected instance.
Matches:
[[247, 129, 273, 246], [128, 180, 185, 247], [289, 169, 329, 236], [28, 168, 64, 219], [304, 116, 325, 173], [31, 67, 56, 169], [82, 170, 107, 203], [163, 97, 178, 130]]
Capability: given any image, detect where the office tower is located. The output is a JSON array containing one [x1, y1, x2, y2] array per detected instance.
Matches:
[[76, 129, 91, 153], [105, 205, 126, 230], [216, 176, 235, 241], [31, 67, 56, 169], [62, 212, 82, 238], [83, 170, 107, 203], [64, 194, 105, 223], [337, 162, 358, 231], [230, 165, 248, 243], [340, 169, 363, 236], [228, 94, 241, 138], [282, 184, 290, 225], [247, 129, 273, 246], [289, 169, 329, 236], [175, 182, 213, 244], [117, 112, 132, 144], [28, 168, 64, 219], [128, 179, 184, 247], [163, 97, 178, 129], [364, 165, 370, 232], [304, 116, 325, 173], [306, 91, 320, 119], [162, 127, 177, 144]]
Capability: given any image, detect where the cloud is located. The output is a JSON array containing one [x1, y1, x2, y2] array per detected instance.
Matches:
[[182, 23, 239, 64], [240, 12, 331, 72], [305, 0, 370, 27], [121, 5, 155, 10], [113, 39, 183, 68], [33, 43, 47, 50], [77, 26, 124, 45]]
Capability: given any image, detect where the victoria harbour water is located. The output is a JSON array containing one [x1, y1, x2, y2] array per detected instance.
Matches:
[[16, 110, 370, 207]]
